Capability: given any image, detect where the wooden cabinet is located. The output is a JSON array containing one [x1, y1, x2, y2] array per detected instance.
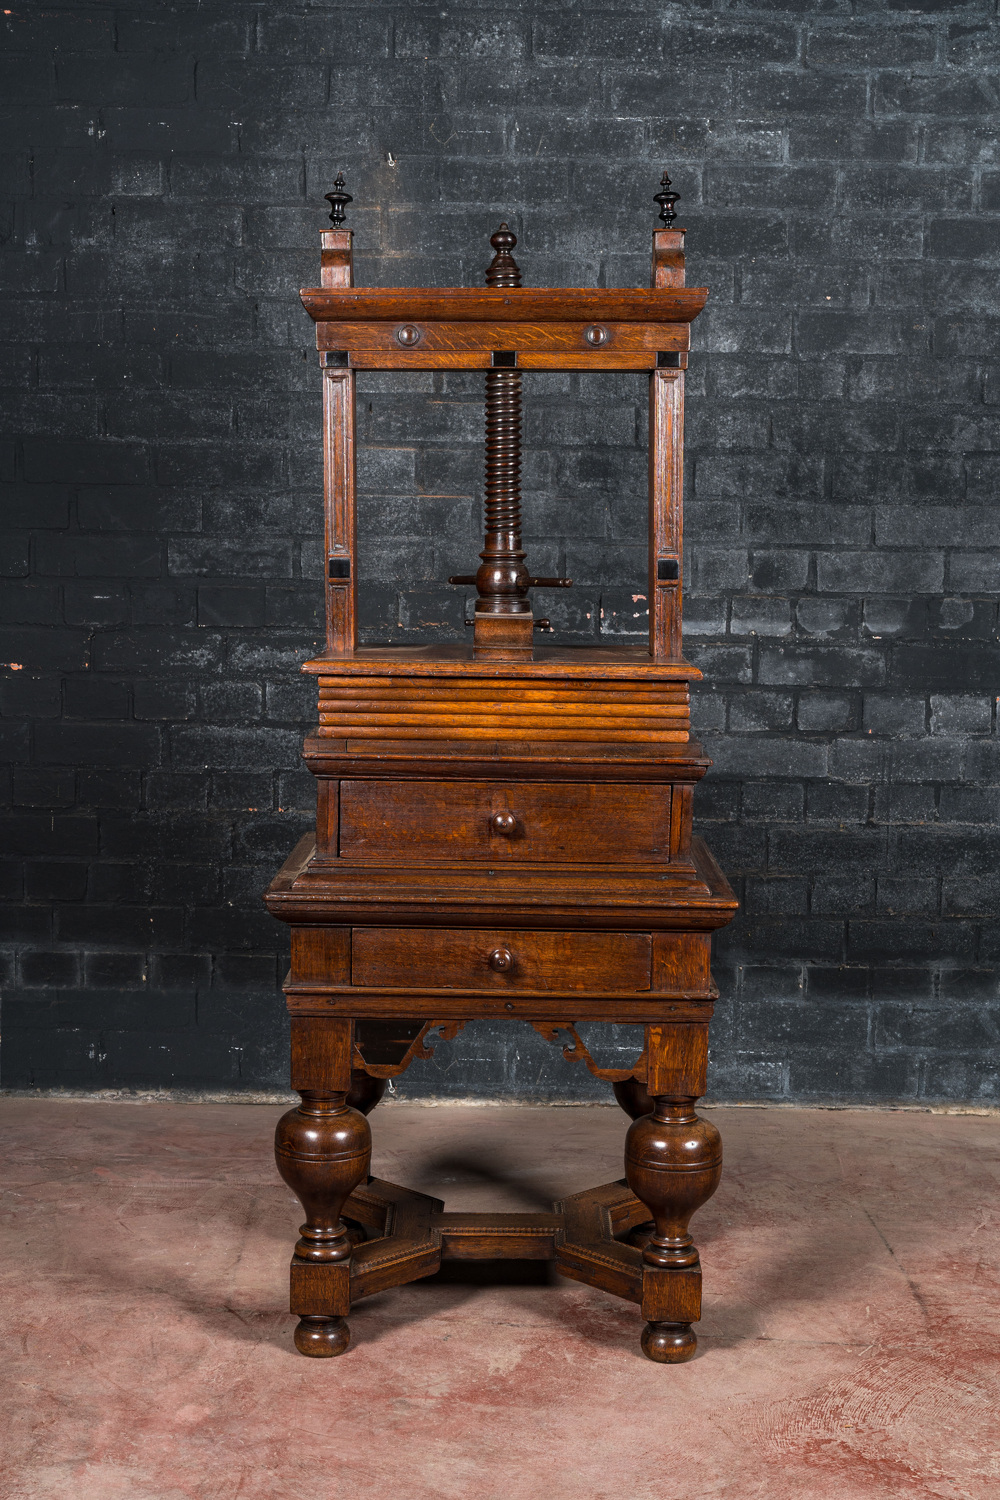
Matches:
[[265, 174, 737, 1366]]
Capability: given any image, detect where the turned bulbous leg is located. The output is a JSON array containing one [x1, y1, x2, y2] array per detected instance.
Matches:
[[275, 1090, 371, 1356], [641, 1321, 698, 1363], [625, 1097, 722, 1364], [294, 1314, 351, 1358]]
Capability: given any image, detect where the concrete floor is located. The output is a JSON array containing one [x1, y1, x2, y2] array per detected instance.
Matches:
[[0, 1100, 997, 1500]]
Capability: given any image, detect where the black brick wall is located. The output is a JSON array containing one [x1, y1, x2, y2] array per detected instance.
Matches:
[[2, 1, 998, 1103]]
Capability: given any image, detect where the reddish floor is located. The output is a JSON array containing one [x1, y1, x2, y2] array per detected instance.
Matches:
[[1, 1100, 997, 1500]]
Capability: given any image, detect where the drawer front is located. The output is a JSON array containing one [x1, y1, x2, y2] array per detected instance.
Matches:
[[351, 928, 652, 992], [338, 780, 672, 862]]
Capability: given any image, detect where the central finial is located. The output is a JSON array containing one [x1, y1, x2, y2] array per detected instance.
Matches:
[[325, 172, 352, 227], [486, 222, 521, 289], [654, 171, 680, 226]]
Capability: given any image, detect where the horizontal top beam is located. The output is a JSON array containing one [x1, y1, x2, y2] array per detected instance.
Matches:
[[300, 286, 708, 325]]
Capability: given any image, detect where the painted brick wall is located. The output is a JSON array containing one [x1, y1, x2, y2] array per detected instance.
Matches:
[[1, 1, 998, 1101]]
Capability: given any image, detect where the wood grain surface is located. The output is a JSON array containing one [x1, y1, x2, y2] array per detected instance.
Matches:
[[337, 779, 674, 862], [350, 926, 653, 992]]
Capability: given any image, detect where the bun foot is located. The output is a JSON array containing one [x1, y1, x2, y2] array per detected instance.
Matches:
[[641, 1321, 697, 1363], [293, 1315, 350, 1358]]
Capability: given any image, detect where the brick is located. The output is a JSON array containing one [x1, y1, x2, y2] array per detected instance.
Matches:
[[891, 644, 1000, 694], [806, 782, 871, 824], [12, 770, 74, 809], [133, 681, 197, 721], [1, 628, 90, 672], [704, 734, 829, 780], [1, 5, 996, 1104], [737, 71, 869, 120], [796, 600, 857, 639], [787, 1052, 917, 1101], [534, 15, 661, 60], [759, 647, 885, 688], [862, 597, 926, 637], [948, 553, 1000, 593], [63, 676, 130, 721], [811, 876, 875, 915], [55, 54, 193, 106], [797, 694, 857, 733], [0, 580, 58, 620], [35, 723, 160, 769], [93, 629, 225, 674], [875, 71, 998, 118], [738, 916, 845, 963], [862, 694, 926, 736], [939, 787, 1000, 823], [930, 695, 993, 735], [729, 691, 795, 731], [796, 312, 926, 356], [20, 951, 81, 988], [817, 552, 944, 595], [1, 485, 71, 529], [55, 905, 184, 949], [36, 535, 162, 578], [64, 586, 129, 627], [200, 682, 261, 723], [746, 505, 868, 548], [743, 782, 805, 821], [848, 919, 975, 964], [171, 725, 302, 772], [117, 12, 249, 53]]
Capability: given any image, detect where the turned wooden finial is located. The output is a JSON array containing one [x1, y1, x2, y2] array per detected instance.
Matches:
[[325, 172, 353, 226], [486, 222, 522, 288], [654, 171, 680, 226]]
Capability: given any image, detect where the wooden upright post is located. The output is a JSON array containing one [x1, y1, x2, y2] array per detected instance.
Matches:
[[321, 175, 356, 655], [649, 173, 686, 660]]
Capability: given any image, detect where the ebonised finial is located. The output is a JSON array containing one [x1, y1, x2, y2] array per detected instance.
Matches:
[[486, 222, 522, 288], [325, 172, 353, 226], [654, 171, 680, 227]]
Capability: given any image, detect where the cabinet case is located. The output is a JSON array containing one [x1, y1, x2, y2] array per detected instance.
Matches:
[[265, 176, 737, 1363]]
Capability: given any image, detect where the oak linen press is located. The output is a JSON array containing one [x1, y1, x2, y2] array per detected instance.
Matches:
[[264, 173, 737, 1364]]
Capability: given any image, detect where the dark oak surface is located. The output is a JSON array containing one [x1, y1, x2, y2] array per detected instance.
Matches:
[[265, 179, 736, 1365]]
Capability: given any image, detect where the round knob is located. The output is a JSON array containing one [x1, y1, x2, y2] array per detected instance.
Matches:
[[490, 811, 517, 836], [488, 947, 514, 973], [584, 324, 609, 347], [396, 324, 421, 347]]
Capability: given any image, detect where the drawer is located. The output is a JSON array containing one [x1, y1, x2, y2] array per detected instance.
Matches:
[[351, 928, 652, 992], [338, 780, 672, 862]]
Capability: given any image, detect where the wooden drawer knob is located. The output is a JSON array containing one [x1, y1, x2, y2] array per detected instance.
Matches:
[[490, 811, 517, 836], [488, 946, 514, 973]]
